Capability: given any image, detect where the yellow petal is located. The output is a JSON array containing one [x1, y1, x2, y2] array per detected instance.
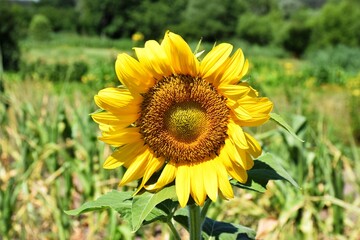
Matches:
[[217, 50, 247, 87], [115, 53, 154, 95], [239, 97, 273, 114], [200, 43, 233, 80], [239, 59, 249, 80], [190, 164, 206, 206], [236, 148, 254, 170], [96, 87, 133, 106], [94, 88, 141, 114], [91, 111, 137, 129], [220, 140, 248, 183], [120, 149, 151, 186], [228, 120, 249, 149], [135, 155, 164, 194], [213, 157, 234, 199], [103, 141, 146, 169], [218, 82, 251, 100], [203, 160, 218, 202], [230, 104, 253, 121], [145, 162, 177, 191], [99, 127, 141, 147], [175, 164, 191, 207], [162, 31, 199, 76], [135, 40, 172, 79], [226, 138, 251, 170], [94, 97, 140, 116], [244, 132, 262, 158], [235, 97, 273, 126]]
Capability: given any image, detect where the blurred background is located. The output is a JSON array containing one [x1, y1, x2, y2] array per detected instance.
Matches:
[[0, 0, 359, 239]]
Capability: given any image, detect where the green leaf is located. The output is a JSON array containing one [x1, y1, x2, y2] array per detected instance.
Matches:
[[64, 190, 133, 222], [270, 113, 304, 142], [131, 185, 177, 232], [173, 208, 189, 229], [142, 199, 178, 225], [232, 153, 299, 192], [173, 210, 256, 240], [202, 218, 256, 240]]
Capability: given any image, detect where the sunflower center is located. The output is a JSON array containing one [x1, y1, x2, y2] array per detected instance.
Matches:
[[165, 102, 207, 142], [139, 75, 229, 163]]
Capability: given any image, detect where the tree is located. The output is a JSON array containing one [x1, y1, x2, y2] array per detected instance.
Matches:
[[174, 0, 244, 41], [128, 0, 187, 40], [281, 9, 313, 56], [310, 0, 360, 48], [76, 0, 141, 37], [0, 3, 21, 71]]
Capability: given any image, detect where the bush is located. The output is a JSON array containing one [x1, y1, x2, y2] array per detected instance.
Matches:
[[173, 0, 241, 42], [303, 45, 360, 85], [280, 10, 313, 56], [126, 0, 168, 39], [236, 13, 283, 45], [282, 23, 312, 56], [20, 59, 88, 82], [36, 6, 77, 32], [29, 14, 53, 41], [310, 0, 360, 48]]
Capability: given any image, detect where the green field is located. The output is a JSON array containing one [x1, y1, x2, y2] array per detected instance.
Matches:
[[1, 33, 360, 239]]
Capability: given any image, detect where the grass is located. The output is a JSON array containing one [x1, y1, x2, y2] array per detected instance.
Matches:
[[1, 32, 360, 239]]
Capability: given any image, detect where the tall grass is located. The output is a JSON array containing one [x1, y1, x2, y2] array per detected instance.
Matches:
[[0, 78, 131, 239]]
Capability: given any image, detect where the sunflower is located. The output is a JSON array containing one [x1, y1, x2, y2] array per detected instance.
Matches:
[[92, 31, 273, 207]]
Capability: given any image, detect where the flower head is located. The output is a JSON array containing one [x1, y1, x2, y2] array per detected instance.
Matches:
[[92, 31, 273, 207]]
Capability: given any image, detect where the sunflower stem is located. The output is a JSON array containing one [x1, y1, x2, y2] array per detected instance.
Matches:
[[167, 220, 181, 240], [200, 198, 212, 222], [188, 204, 202, 240]]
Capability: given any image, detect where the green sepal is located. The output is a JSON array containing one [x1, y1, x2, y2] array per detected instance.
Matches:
[[89, 108, 105, 115]]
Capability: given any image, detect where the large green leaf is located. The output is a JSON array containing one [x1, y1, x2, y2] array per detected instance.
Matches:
[[131, 185, 177, 231], [270, 113, 304, 142], [64, 190, 133, 222], [232, 153, 299, 192], [65, 187, 179, 232], [174, 209, 256, 240]]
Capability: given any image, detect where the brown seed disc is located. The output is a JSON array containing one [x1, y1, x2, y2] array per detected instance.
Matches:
[[139, 75, 229, 163]]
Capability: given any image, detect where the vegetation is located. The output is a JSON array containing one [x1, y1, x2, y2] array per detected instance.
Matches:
[[28, 14, 53, 41], [1, 0, 359, 239]]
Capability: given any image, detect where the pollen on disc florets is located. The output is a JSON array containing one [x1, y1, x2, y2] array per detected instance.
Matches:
[[139, 75, 230, 163]]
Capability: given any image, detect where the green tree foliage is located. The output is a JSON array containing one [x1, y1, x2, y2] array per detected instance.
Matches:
[[174, 0, 244, 41], [37, 0, 76, 7], [129, 0, 187, 40], [29, 14, 53, 41], [236, 13, 283, 46], [4, 0, 360, 59], [0, 3, 21, 71], [281, 9, 313, 56], [77, 0, 187, 39], [36, 6, 77, 32], [310, 0, 360, 48], [77, 0, 142, 38]]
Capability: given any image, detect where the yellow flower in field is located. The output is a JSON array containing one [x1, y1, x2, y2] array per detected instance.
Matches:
[[92, 31, 273, 207], [132, 32, 144, 42]]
